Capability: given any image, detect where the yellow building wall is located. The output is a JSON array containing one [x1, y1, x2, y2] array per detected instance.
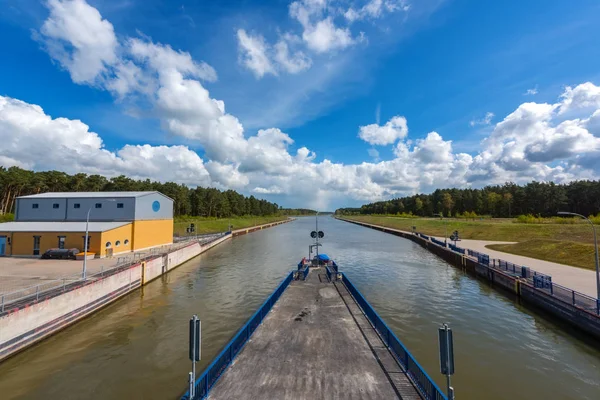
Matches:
[[0, 231, 102, 257], [0, 220, 171, 257], [98, 224, 133, 257], [131, 219, 173, 251]]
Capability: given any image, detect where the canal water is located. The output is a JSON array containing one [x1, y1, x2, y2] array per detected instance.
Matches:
[[0, 217, 599, 399]]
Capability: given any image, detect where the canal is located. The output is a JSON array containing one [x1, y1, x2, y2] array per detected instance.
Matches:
[[0, 217, 599, 399]]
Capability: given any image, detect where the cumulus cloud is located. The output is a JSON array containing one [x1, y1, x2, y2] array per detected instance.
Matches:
[[0, 95, 211, 185], [26, 1, 600, 208], [289, 0, 357, 53], [237, 29, 277, 78], [37, 0, 118, 84], [558, 82, 600, 115], [236, 30, 312, 77], [359, 116, 408, 145]]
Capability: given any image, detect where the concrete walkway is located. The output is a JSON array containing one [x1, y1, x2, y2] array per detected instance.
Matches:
[[454, 238, 598, 299]]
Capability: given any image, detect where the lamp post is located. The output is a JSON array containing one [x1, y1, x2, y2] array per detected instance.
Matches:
[[83, 199, 115, 280], [558, 211, 600, 299], [434, 213, 448, 245]]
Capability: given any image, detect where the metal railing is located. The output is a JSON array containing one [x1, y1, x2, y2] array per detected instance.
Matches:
[[431, 238, 446, 247], [0, 233, 228, 312], [341, 273, 447, 400], [181, 271, 294, 400], [448, 244, 465, 254], [297, 263, 309, 280]]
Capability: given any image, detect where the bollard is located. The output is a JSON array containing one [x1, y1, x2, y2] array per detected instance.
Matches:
[[1, 295, 4, 312], [36, 285, 40, 301], [63, 278, 66, 292]]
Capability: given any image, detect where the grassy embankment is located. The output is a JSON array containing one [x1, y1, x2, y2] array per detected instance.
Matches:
[[341, 215, 597, 270], [173, 216, 289, 236]]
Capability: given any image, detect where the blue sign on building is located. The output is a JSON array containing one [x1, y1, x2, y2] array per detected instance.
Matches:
[[152, 200, 161, 212]]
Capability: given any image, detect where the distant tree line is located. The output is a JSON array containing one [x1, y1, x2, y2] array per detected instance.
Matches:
[[335, 181, 600, 218], [278, 208, 318, 216], [0, 166, 283, 218]]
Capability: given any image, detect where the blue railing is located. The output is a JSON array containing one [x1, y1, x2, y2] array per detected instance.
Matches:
[[181, 271, 294, 400], [297, 262, 309, 280], [431, 238, 446, 247], [341, 273, 447, 400], [448, 243, 465, 254]]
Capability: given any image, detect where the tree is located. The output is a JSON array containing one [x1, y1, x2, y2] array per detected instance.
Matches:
[[442, 193, 454, 216], [414, 197, 423, 215]]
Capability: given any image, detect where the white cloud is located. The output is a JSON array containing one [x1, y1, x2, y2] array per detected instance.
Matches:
[[236, 29, 277, 78], [469, 111, 494, 127], [367, 148, 380, 160], [274, 40, 312, 74], [524, 87, 538, 96], [289, 0, 357, 53], [558, 82, 600, 115], [253, 186, 284, 194], [28, 2, 600, 208], [359, 116, 408, 145], [236, 30, 312, 77], [38, 0, 118, 84], [345, 0, 411, 22], [300, 17, 355, 53], [0, 95, 211, 185]]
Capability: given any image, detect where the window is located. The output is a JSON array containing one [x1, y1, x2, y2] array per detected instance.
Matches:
[[117, 203, 124, 209], [115, 240, 121, 247], [33, 236, 41, 256], [32, 203, 39, 209], [82, 236, 91, 251], [95, 203, 102, 209], [53, 203, 60, 209], [74, 203, 81, 209], [124, 239, 129, 245], [58, 236, 66, 249], [105, 242, 112, 248]]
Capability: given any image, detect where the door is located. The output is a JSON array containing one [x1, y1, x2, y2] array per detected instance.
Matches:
[[0, 236, 6, 256], [58, 236, 66, 249], [33, 236, 41, 256]]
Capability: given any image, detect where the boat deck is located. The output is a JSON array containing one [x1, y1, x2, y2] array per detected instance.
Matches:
[[208, 267, 422, 400]]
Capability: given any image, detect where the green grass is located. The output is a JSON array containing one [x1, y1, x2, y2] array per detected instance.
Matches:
[[173, 216, 288, 236], [487, 240, 597, 271], [342, 215, 597, 244]]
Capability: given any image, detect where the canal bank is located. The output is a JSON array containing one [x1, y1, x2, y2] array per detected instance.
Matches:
[[0, 217, 599, 400], [0, 219, 291, 363], [337, 217, 600, 340]]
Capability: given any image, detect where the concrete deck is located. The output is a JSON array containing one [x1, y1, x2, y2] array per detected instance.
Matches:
[[208, 267, 421, 400]]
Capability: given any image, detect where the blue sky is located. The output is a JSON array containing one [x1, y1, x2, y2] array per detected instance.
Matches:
[[1, 0, 600, 210]]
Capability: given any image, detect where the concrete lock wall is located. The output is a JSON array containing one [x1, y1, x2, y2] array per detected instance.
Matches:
[[0, 264, 142, 361], [0, 220, 291, 362]]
